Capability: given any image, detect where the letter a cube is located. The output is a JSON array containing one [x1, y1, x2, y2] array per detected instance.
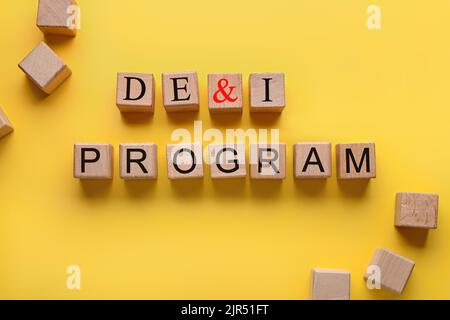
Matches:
[[294, 142, 331, 179]]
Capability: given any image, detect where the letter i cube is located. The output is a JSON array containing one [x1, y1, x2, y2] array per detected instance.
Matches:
[[249, 73, 285, 112]]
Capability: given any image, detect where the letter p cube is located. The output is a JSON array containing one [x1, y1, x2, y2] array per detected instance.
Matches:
[[74, 143, 113, 179]]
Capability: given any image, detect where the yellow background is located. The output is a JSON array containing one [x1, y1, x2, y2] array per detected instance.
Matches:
[[1, 0, 449, 299]]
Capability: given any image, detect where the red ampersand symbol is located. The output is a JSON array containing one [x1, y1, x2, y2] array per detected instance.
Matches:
[[213, 78, 238, 103]]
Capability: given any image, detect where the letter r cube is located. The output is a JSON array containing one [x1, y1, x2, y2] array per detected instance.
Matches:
[[250, 143, 286, 180]]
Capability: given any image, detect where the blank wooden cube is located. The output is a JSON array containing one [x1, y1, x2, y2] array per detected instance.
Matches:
[[395, 192, 439, 229], [294, 142, 331, 179], [116, 73, 155, 113], [311, 269, 350, 300], [336, 143, 376, 179], [250, 143, 286, 180], [19, 42, 72, 95], [162, 71, 199, 112], [74, 143, 113, 179], [249, 73, 285, 112], [364, 248, 415, 294], [0, 106, 14, 139], [166, 143, 203, 179], [208, 74, 243, 114], [119, 143, 157, 180], [37, 0, 78, 36], [209, 144, 246, 179]]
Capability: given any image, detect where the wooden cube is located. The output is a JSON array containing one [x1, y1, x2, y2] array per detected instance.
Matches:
[[250, 143, 286, 179], [311, 269, 350, 300], [0, 106, 14, 139], [37, 0, 78, 36], [73, 143, 113, 179], [395, 192, 439, 229], [119, 143, 157, 180], [166, 143, 203, 179], [364, 248, 415, 294], [208, 74, 243, 114], [294, 142, 331, 179], [116, 73, 155, 113], [336, 143, 376, 179], [162, 71, 199, 112], [209, 144, 246, 179], [249, 73, 285, 112], [18, 42, 72, 95]]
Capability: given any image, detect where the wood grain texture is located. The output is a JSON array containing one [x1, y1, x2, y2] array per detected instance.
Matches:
[[18, 42, 72, 94], [116, 73, 155, 113], [364, 248, 415, 294], [311, 268, 350, 300], [249, 73, 285, 112], [336, 142, 376, 179], [37, 0, 78, 36], [208, 144, 246, 179], [162, 71, 199, 112], [250, 143, 286, 180], [166, 143, 203, 179], [73, 143, 113, 179], [119, 143, 158, 180], [395, 192, 439, 229], [208, 74, 243, 114], [0, 106, 14, 139], [294, 142, 331, 179]]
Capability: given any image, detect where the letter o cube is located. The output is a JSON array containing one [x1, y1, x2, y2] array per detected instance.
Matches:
[[166, 143, 203, 179]]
